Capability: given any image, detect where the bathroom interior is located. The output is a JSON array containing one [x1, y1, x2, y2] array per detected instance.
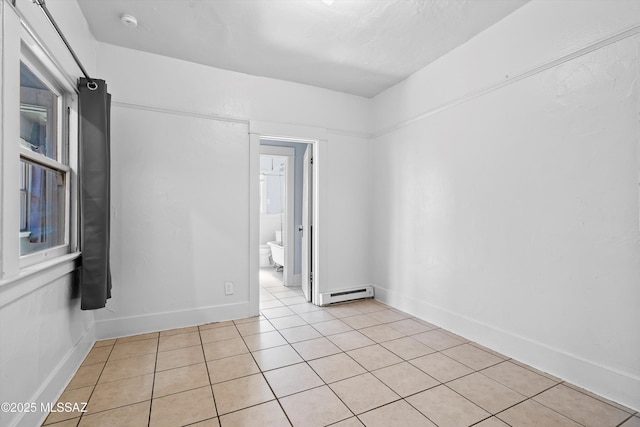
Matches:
[[259, 140, 310, 302], [259, 153, 287, 286]]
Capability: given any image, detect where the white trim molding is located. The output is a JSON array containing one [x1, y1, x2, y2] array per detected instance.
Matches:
[[110, 103, 372, 139], [112, 101, 249, 125], [373, 23, 640, 138], [94, 302, 250, 340], [374, 285, 640, 412], [249, 120, 325, 309], [250, 120, 327, 142], [10, 324, 95, 427], [0, 253, 80, 308]]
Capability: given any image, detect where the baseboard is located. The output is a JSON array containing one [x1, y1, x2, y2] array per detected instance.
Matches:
[[374, 285, 640, 412], [9, 324, 95, 427], [95, 302, 250, 340]]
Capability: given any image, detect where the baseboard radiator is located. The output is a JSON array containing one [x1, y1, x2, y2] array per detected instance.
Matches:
[[319, 286, 374, 306]]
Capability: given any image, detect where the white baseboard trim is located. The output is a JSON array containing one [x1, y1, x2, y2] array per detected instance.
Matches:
[[95, 302, 250, 340], [374, 285, 640, 412], [10, 324, 95, 427]]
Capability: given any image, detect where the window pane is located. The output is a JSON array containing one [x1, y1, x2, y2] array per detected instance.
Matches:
[[20, 62, 58, 160], [19, 160, 66, 256], [260, 155, 286, 214]]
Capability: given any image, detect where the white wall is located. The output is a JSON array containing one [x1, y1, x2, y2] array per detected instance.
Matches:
[[94, 43, 373, 337], [324, 132, 372, 291], [104, 108, 251, 336], [96, 43, 370, 136], [371, 0, 640, 411], [0, 1, 97, 426], [0, 268, 93, 427]]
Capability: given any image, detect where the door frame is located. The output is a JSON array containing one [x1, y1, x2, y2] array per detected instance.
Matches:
[[301, 144, 312, 302], [249, 121, 326, 316]]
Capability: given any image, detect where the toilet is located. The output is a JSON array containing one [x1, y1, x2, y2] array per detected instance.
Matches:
[[259, 244, 272, 267], [261, 230, 284, 268]]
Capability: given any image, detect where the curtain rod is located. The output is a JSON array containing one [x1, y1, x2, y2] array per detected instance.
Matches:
[[32, 0, 97, 89]]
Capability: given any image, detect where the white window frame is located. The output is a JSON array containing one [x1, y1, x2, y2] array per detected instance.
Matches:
[[0, 15, 79, 285], [18, 53, 71, 268]]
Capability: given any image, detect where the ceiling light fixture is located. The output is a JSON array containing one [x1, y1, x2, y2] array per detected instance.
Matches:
[[120, 14, 138, 28], [322, 0, 335, 5]]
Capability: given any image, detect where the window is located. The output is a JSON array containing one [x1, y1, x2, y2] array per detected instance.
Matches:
[[18, 60, 70, 262], [259, 155, 286, 215]]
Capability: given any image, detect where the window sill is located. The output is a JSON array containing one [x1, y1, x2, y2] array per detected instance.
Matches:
[[0, 252, 81, 308]]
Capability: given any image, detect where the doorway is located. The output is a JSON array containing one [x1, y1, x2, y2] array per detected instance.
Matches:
[[259, 146, 294, 289], [258, 140, 313, 310], [249, 121, 323, 317]]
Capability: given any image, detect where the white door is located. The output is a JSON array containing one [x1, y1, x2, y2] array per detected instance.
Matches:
[[301, 145, 313, 302]]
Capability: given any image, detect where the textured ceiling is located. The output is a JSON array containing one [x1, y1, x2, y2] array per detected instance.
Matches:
[[77, 0, 529, 98]]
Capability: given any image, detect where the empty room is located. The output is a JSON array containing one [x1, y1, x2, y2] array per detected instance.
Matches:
[[0, 0, 639, 426]]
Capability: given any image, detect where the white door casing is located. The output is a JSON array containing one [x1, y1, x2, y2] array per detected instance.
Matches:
[[301, 144, 313, 302], [248, 120, 325, 316]]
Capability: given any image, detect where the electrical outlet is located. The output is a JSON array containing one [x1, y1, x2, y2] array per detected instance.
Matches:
[[224, 282, 234, 295]]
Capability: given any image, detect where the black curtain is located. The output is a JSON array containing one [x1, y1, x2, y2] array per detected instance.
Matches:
[[78, 78, 112, 310]]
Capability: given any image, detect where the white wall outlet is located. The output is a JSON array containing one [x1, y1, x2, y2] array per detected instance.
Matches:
[[224, 282, 234, 295]]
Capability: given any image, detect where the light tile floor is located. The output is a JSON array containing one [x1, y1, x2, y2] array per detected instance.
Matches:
[[43, 268, 639, 426]]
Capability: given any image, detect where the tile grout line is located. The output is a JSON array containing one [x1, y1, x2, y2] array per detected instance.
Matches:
[[63, 337, 157, 424], [615, 413, 639, 427], [265, 292, 420, 424], [148, 317, 504, 424], [71, 339, 115, 426], [260, 286, 393, 424], [522, 381, 610, 427], [238, 313, 295, 426], [145, 335, 160, 426], [56, 277, 636, 426], [387, 340, 563, 426], [265, 283, 564, 426], [197, 323, 221, 426], [559, 382, 638, 416]]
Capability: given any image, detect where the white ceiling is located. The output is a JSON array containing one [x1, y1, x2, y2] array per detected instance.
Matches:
[[77, 0, 528, 98]]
